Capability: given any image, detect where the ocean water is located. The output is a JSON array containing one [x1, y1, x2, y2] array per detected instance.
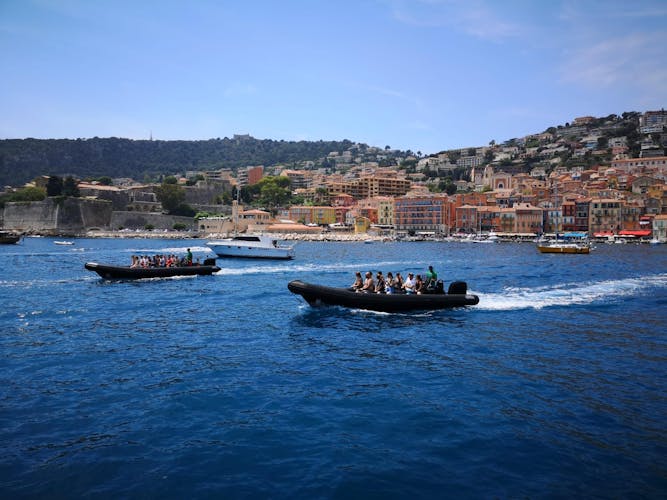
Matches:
[[1, 237, 666, 498]]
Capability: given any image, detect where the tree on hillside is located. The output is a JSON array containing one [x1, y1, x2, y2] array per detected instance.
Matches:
[[256, 176, 291, 212], [46, 176, 63, 196], [63, 176, 80, 197], [155, 182, 185, 213], [0, 186, 46, 206]]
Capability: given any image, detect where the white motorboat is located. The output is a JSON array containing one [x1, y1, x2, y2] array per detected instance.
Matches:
[[207, 235, 294, 260]]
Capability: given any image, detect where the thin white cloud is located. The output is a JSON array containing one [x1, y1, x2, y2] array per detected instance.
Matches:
[[560, 32, 667, 93], [386, 0, 522, 41], [558, 0, 667, 22], [456, 4, 522, 40], [604, 4, 667, 19]]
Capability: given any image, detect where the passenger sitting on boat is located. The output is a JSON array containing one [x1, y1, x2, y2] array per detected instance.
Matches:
[[130, 255, 139, 268], [351, 271, 363, 291], [394, 272, 404, 292], [385, 272, 394, 294], [375, 272, 386, 293], [403, 273, 416, 294], [414, 275, 425, 294], [361, 271, 375, 292]]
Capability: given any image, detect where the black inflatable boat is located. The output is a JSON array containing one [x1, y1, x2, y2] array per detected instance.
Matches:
[[288, 280, 479, 313], [85, 259, 220, 280]]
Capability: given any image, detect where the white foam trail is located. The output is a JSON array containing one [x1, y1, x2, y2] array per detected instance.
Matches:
[[475, 273, 667, 311], [125, 245, 212, 254], [213, 259, 422, 276]]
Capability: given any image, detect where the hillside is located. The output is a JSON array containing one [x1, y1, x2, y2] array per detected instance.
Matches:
[[0, 136, 359, 187], [1, 110, 661, 188]]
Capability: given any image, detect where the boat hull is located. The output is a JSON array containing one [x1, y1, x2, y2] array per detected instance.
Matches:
[[84, 262, 220, 280], [207, 243, 293, 259], [288, 280, 479, 313], [0, 232, 21, 244], [537, 244, 590, 254], [207, 236, 294, 260]]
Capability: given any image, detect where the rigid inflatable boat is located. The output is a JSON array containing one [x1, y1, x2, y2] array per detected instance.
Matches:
[[288, 280, 479, 313], [85, 259, 220, 280]]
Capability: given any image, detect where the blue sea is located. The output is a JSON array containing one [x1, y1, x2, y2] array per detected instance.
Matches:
[[1, 237, 666, 498]]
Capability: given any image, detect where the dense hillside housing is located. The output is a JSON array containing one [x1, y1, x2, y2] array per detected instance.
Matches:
[[2, 110, 667, 240]]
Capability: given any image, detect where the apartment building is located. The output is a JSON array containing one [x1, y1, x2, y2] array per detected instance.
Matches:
[[653, 214, 667, 242], [246, 166, 264, 186], [376, 196, 395, 227], [610, 156, 667, 173], [327, 173, 411, 199], [513, 203, 543, 234], [589, 198, 623, 233], [281, 169, 311, 190], [394, 195, 448, 234]]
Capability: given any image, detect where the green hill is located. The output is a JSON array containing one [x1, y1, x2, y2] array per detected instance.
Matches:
[[0, 136, 358, 187]]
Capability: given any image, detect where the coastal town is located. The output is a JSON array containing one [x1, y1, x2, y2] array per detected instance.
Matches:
[[2, 110, 667, 243]]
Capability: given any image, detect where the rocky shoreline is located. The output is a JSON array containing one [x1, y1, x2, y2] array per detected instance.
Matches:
[[69, 230, 387, 242]]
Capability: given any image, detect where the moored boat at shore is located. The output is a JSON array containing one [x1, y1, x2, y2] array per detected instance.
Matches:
[[0, 230, 22, 244], [288, 280, 479, 313], [85, 259, 220, 280]]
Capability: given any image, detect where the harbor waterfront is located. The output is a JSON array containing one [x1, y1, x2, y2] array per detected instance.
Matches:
[[1, 237, 666, 498]]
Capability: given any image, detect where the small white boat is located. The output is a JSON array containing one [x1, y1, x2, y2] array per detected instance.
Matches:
[[207, 235, 294, 260], [54, 240, 75, 245]]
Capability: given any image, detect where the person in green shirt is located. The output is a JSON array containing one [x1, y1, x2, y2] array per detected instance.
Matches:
[[425, 265, 438, 287]]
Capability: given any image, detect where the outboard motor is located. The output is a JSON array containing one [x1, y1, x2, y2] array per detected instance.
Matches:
[[447, 281, 468, 295]]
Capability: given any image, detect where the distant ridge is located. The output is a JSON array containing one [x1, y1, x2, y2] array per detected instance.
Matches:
[[0, 110, 657, 187], [0, 136, 358, 187]]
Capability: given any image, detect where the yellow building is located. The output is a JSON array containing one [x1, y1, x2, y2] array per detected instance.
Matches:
[[354, 216, 371, 234], [288, 206, 336, 225]]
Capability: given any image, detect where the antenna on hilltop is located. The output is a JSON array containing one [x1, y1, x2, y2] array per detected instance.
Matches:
[[149, 130, 153, 141]]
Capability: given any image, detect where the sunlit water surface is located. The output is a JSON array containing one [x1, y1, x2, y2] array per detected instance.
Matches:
[[1, 237, 666, 498]]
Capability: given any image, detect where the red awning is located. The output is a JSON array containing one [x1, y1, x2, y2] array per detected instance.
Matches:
[[618, 230, 652, 237]]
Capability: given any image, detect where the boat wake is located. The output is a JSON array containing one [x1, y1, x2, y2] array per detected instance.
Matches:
[[125, 245, 212, 254], [475, 273, 667, 311], [213, 260, 413, 276]]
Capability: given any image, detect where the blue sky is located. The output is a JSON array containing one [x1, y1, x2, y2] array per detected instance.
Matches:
[[1, 0, 666, 155]]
